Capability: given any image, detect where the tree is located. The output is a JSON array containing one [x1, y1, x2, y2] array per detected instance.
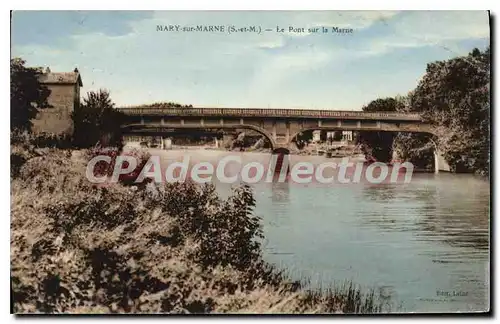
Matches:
[[358, 97, 404, 162], [293, 130, 316, 149], [333, 131, 343, 141], [400, 47, 490, 174], [295, 130, 313, 142], [10, 58, 51, 132], [138, 102, 193, 109], [72, 89, 125, 148]]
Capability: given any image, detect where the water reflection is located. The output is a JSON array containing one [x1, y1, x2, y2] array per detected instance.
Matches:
[[258, 180, 292, 234], [361, 183, 399, 201], [257, 173, 489, 312], [359, 175, 490, 253], [271, 180, 290, 203]]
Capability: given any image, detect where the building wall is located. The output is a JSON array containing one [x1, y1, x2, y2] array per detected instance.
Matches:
[[32, 83, 77, 134]]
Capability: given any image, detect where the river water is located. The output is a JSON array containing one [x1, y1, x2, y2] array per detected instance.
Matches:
[[146, 148, 490, 313]]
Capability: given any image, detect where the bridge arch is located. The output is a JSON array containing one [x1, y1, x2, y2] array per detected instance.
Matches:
[[120, 124, 278, 150], [117, 106, 448, 172], [289, 127, 447, 173], [289, 126, 438, 146]]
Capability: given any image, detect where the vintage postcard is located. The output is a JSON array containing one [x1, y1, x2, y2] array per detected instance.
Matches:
[[10, 10, 491, 314]]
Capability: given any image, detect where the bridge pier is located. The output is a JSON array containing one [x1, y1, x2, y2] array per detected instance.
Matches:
[[165, 137, 172, 150], [119, 108, 434, 167], [159, 137, 172, 150], [393, 148, 450, 174], [434, 149, 451, 173], [271, 147, 291, 177]]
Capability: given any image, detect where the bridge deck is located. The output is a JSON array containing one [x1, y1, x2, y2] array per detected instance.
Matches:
[[117, 107, 422, 121]]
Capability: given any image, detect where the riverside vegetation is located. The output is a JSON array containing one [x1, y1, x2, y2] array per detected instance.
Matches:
[[10, 132, 386, 314], [359, 47, 490, 175], [11, 46, 489, 313]]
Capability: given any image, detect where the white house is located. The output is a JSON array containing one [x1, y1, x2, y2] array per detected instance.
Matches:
[[342, 131, 353, 142], [312, 130, 322, 142]]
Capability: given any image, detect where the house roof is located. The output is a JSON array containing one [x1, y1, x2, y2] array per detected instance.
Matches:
[[39, 69, 83, 86]]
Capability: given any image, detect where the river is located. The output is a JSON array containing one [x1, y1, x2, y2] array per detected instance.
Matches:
[[144, 148, 490, 313]]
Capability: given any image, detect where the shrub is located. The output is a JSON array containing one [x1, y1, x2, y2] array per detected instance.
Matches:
[[11, 58, 51, 132], [140, 182, 263, 271], [11, 145, 385, 314], [10, 131, 72, 179], [11, 131, 72, 149], [85, 147, 152, 186], [11, 150, 267, 313], [72, 89, 124, 149]]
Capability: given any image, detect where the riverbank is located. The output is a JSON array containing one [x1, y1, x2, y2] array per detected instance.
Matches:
[[124, 141, 362, 158], [10, 140, 385, 314], [124, 142, 436, 173]]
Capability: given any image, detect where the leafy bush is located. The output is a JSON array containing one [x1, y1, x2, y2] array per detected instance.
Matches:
[[397, 48, 489, 174], [31, 132, 73, 149], [11, 145, 384, 314], [85, 147, 152, 186], [11, 58, 51, 132], [11, 149, 266, 313], [11, 131, 72, 149], [139, 182, 263, 271], [358, 97, 403, 163], [72, 89, 124, 149], [10, 131, 73, 179]]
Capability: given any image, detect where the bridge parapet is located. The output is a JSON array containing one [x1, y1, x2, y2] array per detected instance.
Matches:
[[117, 107, 422, 121]]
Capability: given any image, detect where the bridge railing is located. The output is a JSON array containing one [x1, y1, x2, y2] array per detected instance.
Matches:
[[116, 107, 422, 121]]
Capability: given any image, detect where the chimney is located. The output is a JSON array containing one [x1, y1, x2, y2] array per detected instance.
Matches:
[[45, 67, 51, 73], [74, 67, 79, 73]]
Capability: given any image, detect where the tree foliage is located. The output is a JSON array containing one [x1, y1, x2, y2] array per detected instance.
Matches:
[[358, 97, 404, 162], [72, 89, 125, 148], [397, 47, 490, 174], [11, 143, 383, 313], [136, 102, 193, 109], [10, 58, 51, 132]]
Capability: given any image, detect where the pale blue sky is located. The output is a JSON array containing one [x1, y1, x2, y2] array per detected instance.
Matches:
[[11, 11, 490, 110]]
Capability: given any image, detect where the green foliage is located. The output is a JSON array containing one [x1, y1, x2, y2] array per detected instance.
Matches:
[[295, 131, 313, 143], [10, 58, 51, 132], [358, 98, 403, 162], [140, 182, 262, 271], [72, 89, 125, 148], [11, 147, 260, 313], [393, 132, 434, 170], [136, 102, 194, 109], [332, 131, 343, 142], [399, 47, 490, 174], [361, 47, 490, 175], [85, 147, 152, 187], [11, 144, 385, 314], [10, 131, 73, 179]]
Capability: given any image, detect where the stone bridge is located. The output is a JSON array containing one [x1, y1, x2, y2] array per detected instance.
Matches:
[[116, 107, 449, 172]]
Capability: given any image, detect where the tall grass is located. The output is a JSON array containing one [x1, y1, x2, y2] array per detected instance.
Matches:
[[10, 137, 389, 314]]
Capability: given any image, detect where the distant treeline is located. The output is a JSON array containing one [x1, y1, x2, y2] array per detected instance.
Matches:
[[133, 102, 194, 109]]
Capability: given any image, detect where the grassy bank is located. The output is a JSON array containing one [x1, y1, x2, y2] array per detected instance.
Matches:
[[11, 138, 386, 314]]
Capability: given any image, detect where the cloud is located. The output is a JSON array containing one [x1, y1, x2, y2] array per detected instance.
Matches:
[[11, 11, 153, 46], [356, 11, 490, 56], [11, 11, 490, 109], [247, 49, 332, 96]]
